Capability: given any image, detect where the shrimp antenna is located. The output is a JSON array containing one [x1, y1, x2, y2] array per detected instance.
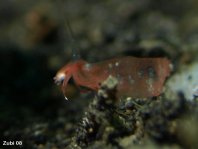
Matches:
[[64, 95, 69, 100], [62, 86, 69, 100], [65, 19, 81, 60], [58, 0, 81, 60]]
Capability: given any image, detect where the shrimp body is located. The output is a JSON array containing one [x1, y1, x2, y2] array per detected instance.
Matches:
[[54, 57, 171, 98]]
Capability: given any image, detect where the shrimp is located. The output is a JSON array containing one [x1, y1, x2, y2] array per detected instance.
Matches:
[[54, 56, 171, 98]]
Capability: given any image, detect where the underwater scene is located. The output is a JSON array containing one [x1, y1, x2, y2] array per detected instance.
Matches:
[[1, 0, 198, 148]]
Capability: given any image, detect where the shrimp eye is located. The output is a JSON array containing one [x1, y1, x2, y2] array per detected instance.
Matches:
[[54, 73, 65, 85]]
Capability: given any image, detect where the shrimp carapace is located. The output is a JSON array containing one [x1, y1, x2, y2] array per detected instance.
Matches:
[[54, 57, 171, 98]]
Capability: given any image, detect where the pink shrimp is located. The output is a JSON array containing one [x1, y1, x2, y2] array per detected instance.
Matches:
[[54, 56, 171, 98]]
